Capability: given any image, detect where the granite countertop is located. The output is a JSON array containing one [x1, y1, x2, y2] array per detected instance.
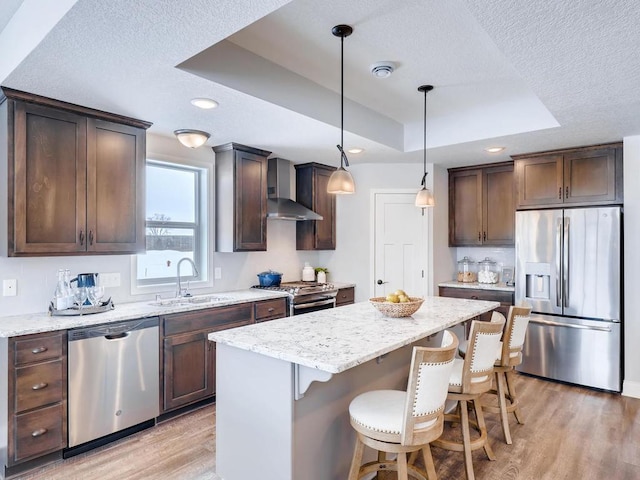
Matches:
[[0, 289, 289, 338], [209, 296, 499, 374], [439, 281, 515, 292]]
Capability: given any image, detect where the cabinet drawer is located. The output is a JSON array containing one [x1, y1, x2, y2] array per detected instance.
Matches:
[[15, 360, 64, 413], [336, 287, 355, 306], [14, 333, 63, 366], [255, 298, 287, 322], [14, 403, 65, 463], [439, 286, 513, 304], [164, 303, 252, 336]]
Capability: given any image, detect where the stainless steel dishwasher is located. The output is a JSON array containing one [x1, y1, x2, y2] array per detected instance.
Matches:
[[67, 317, 159, 449]]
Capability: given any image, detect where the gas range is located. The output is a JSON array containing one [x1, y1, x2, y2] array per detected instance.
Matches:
[[252, 282, 338, 316]]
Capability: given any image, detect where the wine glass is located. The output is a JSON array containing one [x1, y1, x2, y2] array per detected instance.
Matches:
[[74, 287, 88, 310], [90, 286, 105, 306]]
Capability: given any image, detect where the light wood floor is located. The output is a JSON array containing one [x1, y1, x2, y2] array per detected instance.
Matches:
[[13, 374, 640, 480]]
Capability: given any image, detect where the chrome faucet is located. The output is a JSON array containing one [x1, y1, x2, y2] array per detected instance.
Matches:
[[176, 257, 199, 297]]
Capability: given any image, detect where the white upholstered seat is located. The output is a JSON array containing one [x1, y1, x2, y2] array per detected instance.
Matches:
[[347, 331, 459, 480]]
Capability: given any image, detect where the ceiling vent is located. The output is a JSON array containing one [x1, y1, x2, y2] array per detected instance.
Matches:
[[370, 61, 396, 78]]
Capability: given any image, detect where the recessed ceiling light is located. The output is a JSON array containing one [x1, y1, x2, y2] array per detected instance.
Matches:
[[190, 98, 219, 109], [484, 146, 505, 153], [347, 147, 364, 154]]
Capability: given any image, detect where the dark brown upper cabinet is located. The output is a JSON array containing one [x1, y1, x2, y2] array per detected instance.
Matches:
[[449, 162, 515, 247], [1, 88, 150, 256], [295, 162, 336, 250], [513, 143, 622, 209], [214, 142, 270, 252]]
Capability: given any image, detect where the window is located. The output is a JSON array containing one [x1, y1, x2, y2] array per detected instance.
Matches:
[[135, 160, 209, 287]]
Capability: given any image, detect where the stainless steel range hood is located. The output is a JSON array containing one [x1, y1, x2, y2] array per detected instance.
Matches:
[[267, 158, 323, 221]]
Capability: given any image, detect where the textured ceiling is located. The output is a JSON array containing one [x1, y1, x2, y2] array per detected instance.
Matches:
[[2, 0, 639, 168]]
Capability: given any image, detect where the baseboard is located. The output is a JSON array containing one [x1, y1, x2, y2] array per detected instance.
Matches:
[[622, 380, 640, 398]]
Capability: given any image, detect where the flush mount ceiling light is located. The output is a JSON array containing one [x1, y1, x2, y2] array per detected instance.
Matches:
[[348, 147, 364, 154], [327, 24, 355, 195], [174, 129, 210, 148], [190, 97, 219, 109], [484, 146, 506, 153], [370, 61, 396, 78], [415, 85, 435, 208]]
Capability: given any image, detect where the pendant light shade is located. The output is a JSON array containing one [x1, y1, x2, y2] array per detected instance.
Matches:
[[415, 85, 435, 208], [327, 24, 355, 195], [174, 129, 210, 148]]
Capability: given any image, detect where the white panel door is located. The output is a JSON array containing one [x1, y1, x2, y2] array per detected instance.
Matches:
[[373, 192, 429, 298]]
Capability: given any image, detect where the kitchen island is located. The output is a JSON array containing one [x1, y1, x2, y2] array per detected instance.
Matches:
[[209, 296, 499, 480]]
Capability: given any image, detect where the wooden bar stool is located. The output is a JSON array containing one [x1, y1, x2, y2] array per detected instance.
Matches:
[[482, 305, 532, 444], [432, 315, 505, 480], [347, 331, 459, 480]]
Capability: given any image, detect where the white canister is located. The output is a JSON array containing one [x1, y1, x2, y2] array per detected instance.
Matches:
[[302, 262, 315, 282], [317, 271, 327, 283]]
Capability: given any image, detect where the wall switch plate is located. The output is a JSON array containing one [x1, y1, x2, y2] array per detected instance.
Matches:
[[3, 279, 17, 296], [100, 272, 121, 288], [214, 267, 222, 280]]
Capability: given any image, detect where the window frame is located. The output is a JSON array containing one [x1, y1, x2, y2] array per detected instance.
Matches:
[[131, 155, 213, 295]]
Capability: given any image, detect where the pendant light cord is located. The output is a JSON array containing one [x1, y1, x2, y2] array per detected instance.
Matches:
[[421, 86, 427, 186], [337, 33, 349, 168]]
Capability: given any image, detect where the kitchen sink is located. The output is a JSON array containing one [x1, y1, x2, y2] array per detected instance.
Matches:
[[150, 295, 232, 307]]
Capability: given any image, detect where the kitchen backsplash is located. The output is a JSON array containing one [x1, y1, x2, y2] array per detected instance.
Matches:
[[453, 247, 515, 282]]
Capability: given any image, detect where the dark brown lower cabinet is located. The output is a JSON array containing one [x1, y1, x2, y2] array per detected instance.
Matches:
[[163, 331, 216, 411], [439, 286, 513, 321], [336, 287, 355, 306], [6, 331, 67, 469], [161, 301, 288, 413]]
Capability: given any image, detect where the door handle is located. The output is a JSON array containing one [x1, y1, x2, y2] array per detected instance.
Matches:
[[556, 218, 562, 308], [563, 217, 570, 308], [377, 279, 388, 285], [79, 230, 85, 246], [530, 318, 612, 332], [89, 230, 94, 246]]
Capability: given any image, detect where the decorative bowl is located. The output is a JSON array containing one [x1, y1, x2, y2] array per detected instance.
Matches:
[[369, 297, 424, 318]]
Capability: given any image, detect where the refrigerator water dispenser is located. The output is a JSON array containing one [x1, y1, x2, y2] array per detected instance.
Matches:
[[524, 262, 550, 300]]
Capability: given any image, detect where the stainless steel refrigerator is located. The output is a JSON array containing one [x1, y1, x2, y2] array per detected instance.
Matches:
[[515, 207, 622, 391]]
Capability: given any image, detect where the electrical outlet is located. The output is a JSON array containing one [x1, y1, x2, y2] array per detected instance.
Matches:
[[214, 268, 222, 280], [3, 279, 17, 296], [100, 272, 121, 288]]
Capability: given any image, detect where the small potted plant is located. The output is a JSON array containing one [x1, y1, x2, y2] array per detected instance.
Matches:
[[314, 267, 328, 283]]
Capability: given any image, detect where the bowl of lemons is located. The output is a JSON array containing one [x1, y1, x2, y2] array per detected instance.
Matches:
[[369, 289, 424, 318]]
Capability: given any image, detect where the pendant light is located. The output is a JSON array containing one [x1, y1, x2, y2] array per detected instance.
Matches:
[[327, 24, 355, 195], [415, 85, 435, 207]]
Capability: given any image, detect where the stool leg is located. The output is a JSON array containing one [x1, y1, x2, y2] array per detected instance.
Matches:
[[505, 369, 524, 424], [459, 399, 475, 480], [496, 370, 512, 444], [348, 436, 365, 480], [421, 445, 438, 480], [397, 452, 409, 480], [473, 398, 495, 461]]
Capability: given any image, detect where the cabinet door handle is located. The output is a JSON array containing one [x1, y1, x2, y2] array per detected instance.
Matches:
[[31, 428, 48, 437], [483, 232, 487, 242], [565, 186, 569, 199], [478, 232, 481, 242], [89, 230, 94, 245], [79, 230, 85, 246], [267, 307, 274, 312], [32, 382, 48, 391], [31, 346, 48, 354], [558, 187, 562, 199]]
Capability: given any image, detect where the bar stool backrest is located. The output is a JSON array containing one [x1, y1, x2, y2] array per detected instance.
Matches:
[[462, 315, 505, 395], [400, 330, 458, 446], [499, 305, 533, 367]]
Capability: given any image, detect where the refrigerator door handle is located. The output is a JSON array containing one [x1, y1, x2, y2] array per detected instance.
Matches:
[[530, 318, 612, 333], [556, 217, 562, 308], [563, 217, 570, 308]]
